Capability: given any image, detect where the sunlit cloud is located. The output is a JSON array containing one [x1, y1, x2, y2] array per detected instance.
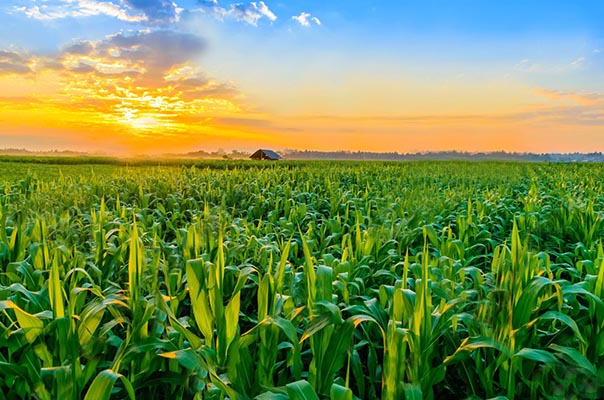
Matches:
[[292, 12, 321, 27], [199, 0, 277, 26], [0, 50, 32, 75], [533, 88, 604, 106], [0, 29, 251, 153], [13, 0, 181, 25], [122, 0, 182, 24]]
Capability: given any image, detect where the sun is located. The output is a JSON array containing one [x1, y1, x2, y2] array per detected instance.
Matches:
[[118, 107, 166, 131], [128, 115, 163, 130]]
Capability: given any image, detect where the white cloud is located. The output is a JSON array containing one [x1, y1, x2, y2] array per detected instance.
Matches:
[[202, 1, 277, 26], [15, 1, 147, 22], [255, 2, 276, 21], [514, 59, 540, 73], [570, 56, 585, 69], [292, 11, 320, 27], [14, 0, 181, 24], [121, 0, 182, 25]]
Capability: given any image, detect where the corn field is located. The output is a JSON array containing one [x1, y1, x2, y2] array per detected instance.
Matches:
[[1, 159, 604, 399]]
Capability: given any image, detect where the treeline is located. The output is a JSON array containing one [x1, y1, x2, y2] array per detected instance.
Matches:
[[282, 150, 604, 162], [167, 149, 251, 159], [0, 148, 88, 157], [3, 147, 604, 163]]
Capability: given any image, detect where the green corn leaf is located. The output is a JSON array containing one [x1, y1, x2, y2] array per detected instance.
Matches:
[[537, 311, 586, 345], [444, 337, 507, 365], [316, 265, 333, 303], [83, 369, 135, 400], [210, 372, 248, 400], [0, 361, 28, 379], [550, 344, 597, 376], [275, 239, 292, 293], [403, 383, 423, 400], [300, 233, 317, 316], [310, 321, 355, 395], [158, 349, 207, 375], [77, 300, 105, 347], [186, 260, 214, 341], [300, 313, 333, 343], [513, 348, 557, 365], [0, 300, 44, 343], [286, 380, 320, 400], [225, 291, 241, 346], [255, 392, 289, 400], [330, 383, 353, 400], [595, 242, 604, 299], [49, 249, 65, 319], [258, 274, 271, 321], [514, 276, 558, 328]]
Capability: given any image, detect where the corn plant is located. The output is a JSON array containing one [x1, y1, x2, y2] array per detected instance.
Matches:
[[1, 158, 604, 398]]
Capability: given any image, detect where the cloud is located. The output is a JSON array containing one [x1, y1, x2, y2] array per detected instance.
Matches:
[[519, 105, 604, 127], [534, 88, 604, 105], [21, 30, 205, 79], [65, 61, 96, 73], [34, 58, 65, 71], [199, 1, 277, 26], [0, 50, 32, 75], [64, 41, 95, 55], [0, 29, 243, 142], [102, 30, 206, 74], [515, 56, 594, 75], [15, 1, 146, 23], [292, 12, 321, 27], [514, 88, 604, 126], [14, 0, 180, 25], [121, 0, 182, 24], [514, 59, 540, 72], [569, 56, 585, 69], [213, 116, 303, 132], [291, 95, 604, 128], [228, 1, 276, 25]]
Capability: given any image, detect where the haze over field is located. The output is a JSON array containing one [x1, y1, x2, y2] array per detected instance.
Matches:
[[0, 1, 603, 155]]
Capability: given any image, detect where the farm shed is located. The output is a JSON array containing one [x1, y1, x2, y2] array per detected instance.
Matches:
[[250, 149, 281, 160]]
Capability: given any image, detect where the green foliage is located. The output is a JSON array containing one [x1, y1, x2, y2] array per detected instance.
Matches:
[[1, 159, 604, 399]]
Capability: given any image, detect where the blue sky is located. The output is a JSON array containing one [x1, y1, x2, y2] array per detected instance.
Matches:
[[4, 1, 601, 46], [0, 0, 602, 154]]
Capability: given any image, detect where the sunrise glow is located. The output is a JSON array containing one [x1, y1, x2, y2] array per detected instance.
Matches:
[[0, 1, 602, 155]]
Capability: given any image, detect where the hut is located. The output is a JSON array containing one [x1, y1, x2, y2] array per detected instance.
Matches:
[[250, 149, 281, 161]]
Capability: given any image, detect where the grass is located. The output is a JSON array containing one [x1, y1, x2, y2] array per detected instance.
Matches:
[[0, 158, 603, 399]]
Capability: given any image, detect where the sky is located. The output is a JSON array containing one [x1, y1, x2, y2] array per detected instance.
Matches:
[[0, 0, 603, 155]]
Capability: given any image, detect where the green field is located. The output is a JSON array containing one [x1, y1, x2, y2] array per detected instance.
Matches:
[[1, 159, 604, 399]]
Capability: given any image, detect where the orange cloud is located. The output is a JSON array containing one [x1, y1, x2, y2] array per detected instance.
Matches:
[[533, 88, 604, 106], [0, 30, 264, 154]]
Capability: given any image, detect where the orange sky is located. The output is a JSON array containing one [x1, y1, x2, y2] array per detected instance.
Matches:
[[0, 1, 603, 155], [1, 63, 601, 156]]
